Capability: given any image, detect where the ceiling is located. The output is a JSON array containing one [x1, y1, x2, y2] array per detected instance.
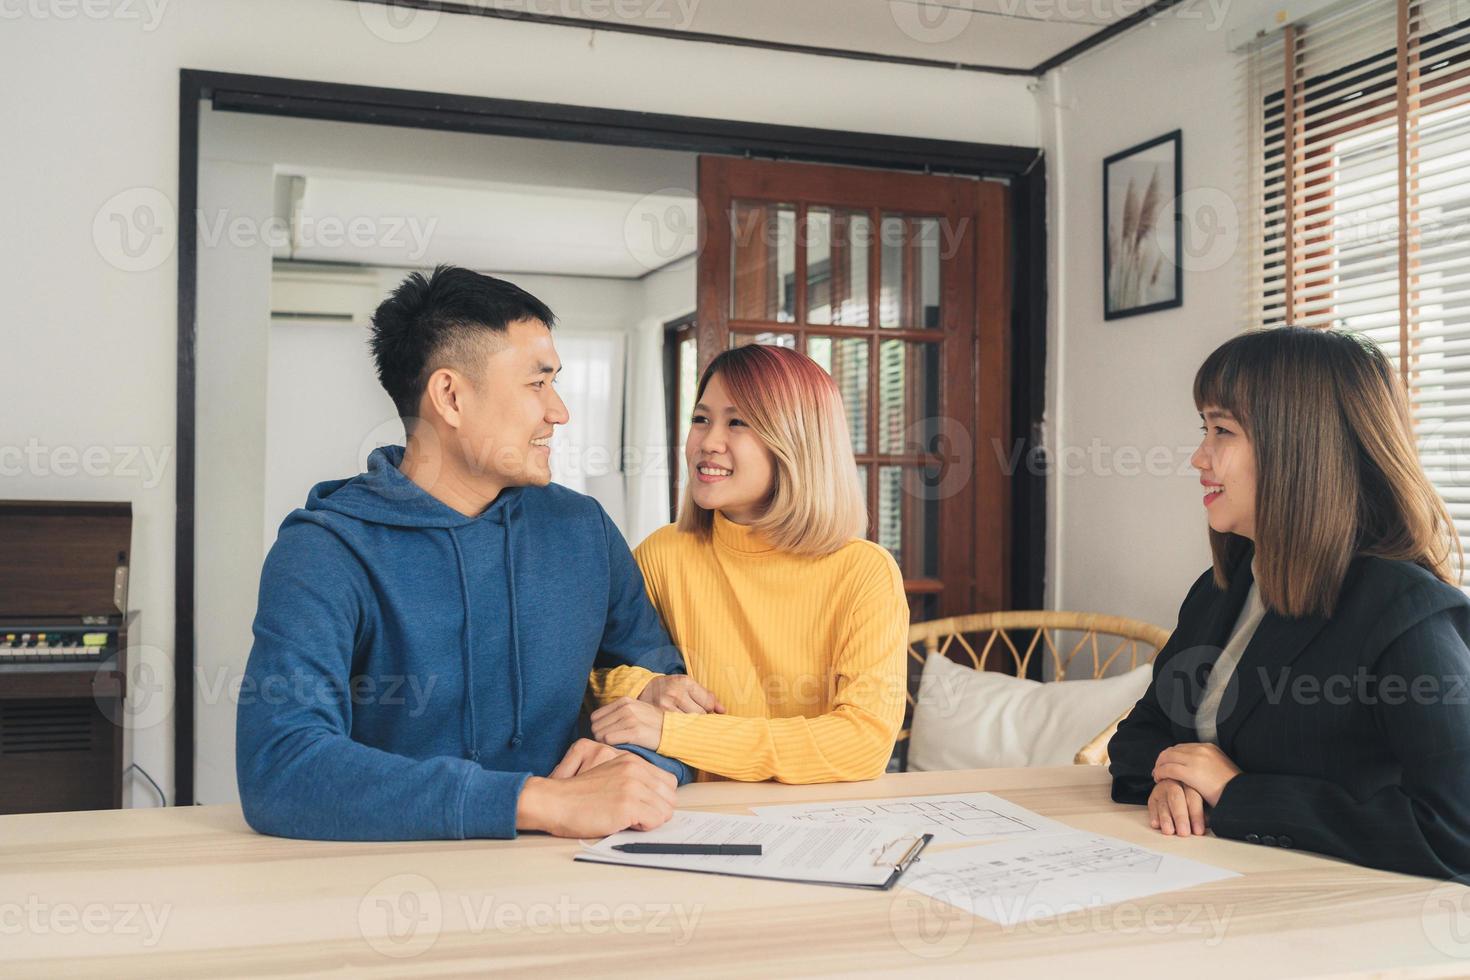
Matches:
[[368, 0, 1170, 74], [277, 174, 699, 278]]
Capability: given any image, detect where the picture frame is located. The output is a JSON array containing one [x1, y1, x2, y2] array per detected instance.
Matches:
[[1103, 129, 1182, 320]]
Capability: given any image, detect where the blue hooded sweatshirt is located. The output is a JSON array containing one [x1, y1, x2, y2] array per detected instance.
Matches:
[[236, 445, 689, 841]]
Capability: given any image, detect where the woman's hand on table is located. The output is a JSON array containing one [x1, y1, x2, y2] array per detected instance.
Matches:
[[548, 737, 625, 778], [638, 674, 725, 714], [1147, 778, 1208, 837], [590, 696, 666, 750], [1153, 742, 1241, 808]]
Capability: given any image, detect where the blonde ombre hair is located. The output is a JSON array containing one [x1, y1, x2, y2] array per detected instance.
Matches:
[[677, 344, 867, 556]]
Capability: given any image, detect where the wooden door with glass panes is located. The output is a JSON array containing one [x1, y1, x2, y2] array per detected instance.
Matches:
[[696, 156, 1010, 620]]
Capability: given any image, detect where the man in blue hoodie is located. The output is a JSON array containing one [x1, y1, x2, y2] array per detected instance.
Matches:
[[237, 265, 715, 841]]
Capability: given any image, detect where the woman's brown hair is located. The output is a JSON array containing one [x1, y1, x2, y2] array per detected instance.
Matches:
[[1193, 326, 1461, 618]]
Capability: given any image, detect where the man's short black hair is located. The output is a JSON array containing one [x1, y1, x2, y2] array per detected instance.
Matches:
[[369, 264, 556, 422]]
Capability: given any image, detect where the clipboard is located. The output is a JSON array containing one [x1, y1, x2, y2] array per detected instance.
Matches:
[[574, 812, 935, 891], [863, 832, 936, 890]]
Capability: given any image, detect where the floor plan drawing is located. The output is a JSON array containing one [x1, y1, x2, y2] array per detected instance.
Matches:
[[750, 792, 1073, 845], [902, 831, 1237, 926]]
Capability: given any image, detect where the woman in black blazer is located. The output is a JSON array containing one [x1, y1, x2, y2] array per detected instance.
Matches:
[[1109, 326, 1470, 880]]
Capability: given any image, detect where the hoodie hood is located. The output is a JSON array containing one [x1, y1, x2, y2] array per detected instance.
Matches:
[[308, 445, 527, 758], [307, 444, 524, 528]]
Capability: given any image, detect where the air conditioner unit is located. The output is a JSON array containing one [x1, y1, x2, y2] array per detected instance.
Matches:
[[270, 262, 380, 326]]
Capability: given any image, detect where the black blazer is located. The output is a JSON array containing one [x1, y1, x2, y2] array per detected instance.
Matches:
[[1109, 546, 1470, 879]]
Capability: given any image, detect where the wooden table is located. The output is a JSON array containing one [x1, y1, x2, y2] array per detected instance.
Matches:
[[5, 766, 1470, 977]]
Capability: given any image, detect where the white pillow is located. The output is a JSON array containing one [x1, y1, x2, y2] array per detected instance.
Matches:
[[907, 653, 1152, 771]]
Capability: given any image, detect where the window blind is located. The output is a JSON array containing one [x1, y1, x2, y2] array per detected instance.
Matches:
[[1248, 0, 1470, 570]]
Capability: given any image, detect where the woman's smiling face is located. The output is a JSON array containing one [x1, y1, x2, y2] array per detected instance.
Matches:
[[685, 371, 776, 525], [1191, 406, 1258, 540]]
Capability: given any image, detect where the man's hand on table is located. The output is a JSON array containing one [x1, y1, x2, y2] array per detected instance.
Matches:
[[516, 738, 677, 837]]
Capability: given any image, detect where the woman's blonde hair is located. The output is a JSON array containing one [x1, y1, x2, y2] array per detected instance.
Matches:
[[1194, 326, 1461, 618], [677, 344, 867, 556]]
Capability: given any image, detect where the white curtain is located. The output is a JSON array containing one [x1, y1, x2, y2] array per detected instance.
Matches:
[[551, 332, 627, 529], [623, 316, 674, 549]]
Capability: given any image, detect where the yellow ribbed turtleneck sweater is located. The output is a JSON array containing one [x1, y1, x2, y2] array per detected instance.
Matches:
[[589, 511, 909, 783]]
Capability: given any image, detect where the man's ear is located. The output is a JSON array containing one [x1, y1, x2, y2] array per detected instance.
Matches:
[[422, 367, 465, 430]]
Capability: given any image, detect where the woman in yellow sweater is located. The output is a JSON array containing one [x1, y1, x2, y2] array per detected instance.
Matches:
[[587, 344, 909, 783]]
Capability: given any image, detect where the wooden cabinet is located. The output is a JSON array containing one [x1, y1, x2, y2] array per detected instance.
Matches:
[[0, 501, 132, 813]]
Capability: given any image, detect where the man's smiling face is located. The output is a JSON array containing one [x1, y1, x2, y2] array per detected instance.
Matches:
[[452, 317, 568, 489]]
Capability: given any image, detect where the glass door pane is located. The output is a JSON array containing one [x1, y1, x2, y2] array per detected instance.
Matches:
[[807, 335, 870, 453], [879, 214, 942, 329], [806, 208, 872, 327], [879, 465, 939, 578], [730, 201, 796, 322], [878, 339, 941, 455]]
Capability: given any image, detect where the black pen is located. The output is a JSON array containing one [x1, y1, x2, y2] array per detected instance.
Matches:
[[611, 843, 762, 856]]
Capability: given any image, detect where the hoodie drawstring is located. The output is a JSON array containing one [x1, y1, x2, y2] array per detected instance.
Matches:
[[449, 494, 527, 764], [502, 496, 525, 750], [448, 531, 479, 763]]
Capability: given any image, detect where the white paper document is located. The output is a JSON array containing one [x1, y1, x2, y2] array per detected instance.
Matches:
[[901, 830, 1240, 925], [750, 792, 1073, 845], [575, 810, 927, 888]]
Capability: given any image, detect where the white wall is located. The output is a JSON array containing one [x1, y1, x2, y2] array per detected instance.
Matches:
[[626, 255, 698, 546], [1040, 4, 1264, 632], [0, 0, 1039, 807]]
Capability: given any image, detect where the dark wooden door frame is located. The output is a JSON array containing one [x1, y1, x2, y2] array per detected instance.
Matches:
[[662, 314, 697, 523], [175, 68, 1048, 805]]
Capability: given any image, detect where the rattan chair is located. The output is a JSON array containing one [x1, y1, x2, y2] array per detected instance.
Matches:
[[897, 611, 1172, 765]]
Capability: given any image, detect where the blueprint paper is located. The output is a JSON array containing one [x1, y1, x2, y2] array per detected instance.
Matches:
[[750, 792, 1073, 845], [900, 830, 1240, 925]]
